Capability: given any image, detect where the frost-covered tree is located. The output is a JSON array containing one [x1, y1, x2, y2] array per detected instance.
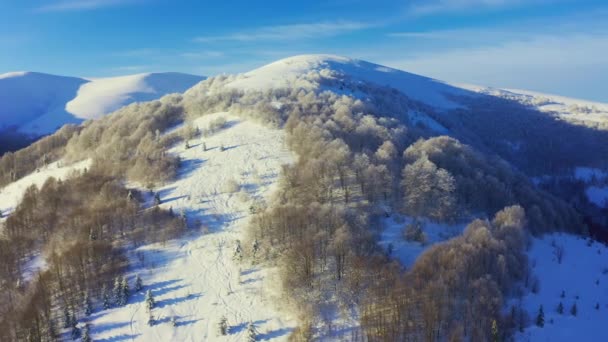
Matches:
[[121, 277, 130, 305], [247, 322, 257, 342], [113, 276, 122, 305], [135, 274, 143, 292], [82, 324, 91, 342], [536, 305, 544, 327], [218, 315, 228, 335], [148, 312, 155, 326], [83, 291, 92, 316], [63, 306, 71, 328], [102, 284, 111, 310], [401, 155, 456, 221], [145, 290, 155, 312]]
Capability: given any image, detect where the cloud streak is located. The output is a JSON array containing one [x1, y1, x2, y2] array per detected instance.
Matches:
[[407, 0, 554, 15], [195, 21, 371, 43], [36, 0, 138, 12]]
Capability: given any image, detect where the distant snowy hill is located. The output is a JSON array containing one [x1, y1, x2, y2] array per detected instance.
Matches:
[[0, 71, 204, 136], [457, 84, 608, 127]]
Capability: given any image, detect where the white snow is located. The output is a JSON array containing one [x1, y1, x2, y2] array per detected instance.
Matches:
[[88, 112, 296, 341], [408, 110, 449, 133], [515, 233, 608, 342], [0, 71, 203, 136], [456, 83, 608, 126], [66, 72, 204, 120], [379, 215, 464, 268], [0, 159, 91, 219], [575, 167, 608, 183], [586, 186, 608, 208], [226, 55, 469, 110]]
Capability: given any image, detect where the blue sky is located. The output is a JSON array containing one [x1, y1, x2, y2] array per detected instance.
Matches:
[[1, 0, 607, 101]]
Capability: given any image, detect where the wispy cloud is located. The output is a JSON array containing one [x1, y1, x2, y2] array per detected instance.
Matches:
[[407, 0, 554, 15], [195, 21, 371, 43], [180, 51, 225, 59], [36, 0, 139, 12], [380, 32, 608, 101]]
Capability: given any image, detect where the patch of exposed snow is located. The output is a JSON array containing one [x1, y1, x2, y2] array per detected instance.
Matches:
[[379, 215, 465, 268], [515, 233, 608, 342], [586, 186, 608, 208]]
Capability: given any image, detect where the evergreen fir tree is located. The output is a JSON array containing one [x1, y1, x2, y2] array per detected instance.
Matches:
[[595, 302, 600, 310], [171, 316, 178, 327], [536, 305, 544, 327], [154, 193, 161, 206], [63, 306, 71, 328], [113, 276, 122, 306], [491, 319, 499, 342], [102, 284, 111, 310], [120, 277, 130, 306], [84, 291, 92, 316], [148, 312, 155, 326], [557, 302, 564, 314], [82, 324, 91, 342], [218, 315, 228, 335], [145, 290, 155, 312], [571, 302, 578, 316], [560, 290, 565, 298], [247, 322, 257, 342], [135, 274, 143, 292]]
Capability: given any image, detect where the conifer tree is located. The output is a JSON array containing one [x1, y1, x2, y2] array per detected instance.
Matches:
[[145, 290, 155, 312], [571, 302, 577, 316], [84, 291, 92, 316], [218, 315, 228, 335], [247, 322, 257, 342], [113, 276, 122, 306], [120, 277, 130, 306], [82, 324, 91, 342], [536, 305, 544, 327], [63, 306, 71, 328], [135, 274, 143, 292], [148, 312, 155, 326], [102, 284, 111, 310], [557, 302, 564, 314]]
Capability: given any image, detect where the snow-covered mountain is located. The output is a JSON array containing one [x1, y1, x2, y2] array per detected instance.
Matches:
[[2, 55, 608, 342], [0, 71, 204, 136]]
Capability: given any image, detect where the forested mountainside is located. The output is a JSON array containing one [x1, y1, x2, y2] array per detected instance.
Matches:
[[1, 55, 607, 341]]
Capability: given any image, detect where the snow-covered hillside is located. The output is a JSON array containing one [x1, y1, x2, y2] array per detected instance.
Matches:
[[516, 233, 608, 341], [0, 71, 203, 136], [0, 159, 91, 220], [458, 84, 608, 126], [87, 112, 296, 341], [223, 54, 471, 109]]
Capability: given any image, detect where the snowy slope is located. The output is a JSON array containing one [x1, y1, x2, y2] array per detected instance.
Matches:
[[516, 233, 608, 342], [88, 112, 296, 341], [0, 71, 203, 136], [0, 159, 91, 220], [457, 84, 608, 126], [224, 54, 471, 109]]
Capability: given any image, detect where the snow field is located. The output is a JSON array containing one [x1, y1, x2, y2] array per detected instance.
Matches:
[[88, 112, 296, 341]]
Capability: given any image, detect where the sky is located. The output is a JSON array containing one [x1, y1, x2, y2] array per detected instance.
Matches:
[[0, 0, 607, 102]]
